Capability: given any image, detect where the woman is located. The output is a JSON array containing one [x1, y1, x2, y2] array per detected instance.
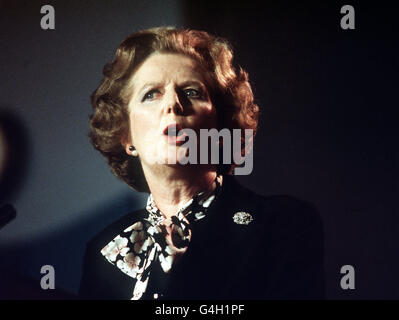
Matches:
[[79, 27, 325, 300]]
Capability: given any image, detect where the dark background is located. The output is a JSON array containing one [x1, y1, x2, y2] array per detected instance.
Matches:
[[0, 0, 397, 299]]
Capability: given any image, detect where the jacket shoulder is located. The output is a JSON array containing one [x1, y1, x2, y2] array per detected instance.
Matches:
[[256, 193, 322, 228], [227, 178, 323, 238], [79, 208, 145, 300], [86, 208, 148, 252]]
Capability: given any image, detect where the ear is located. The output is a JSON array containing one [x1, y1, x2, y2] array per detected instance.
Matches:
[[121, 133, 133, 156]]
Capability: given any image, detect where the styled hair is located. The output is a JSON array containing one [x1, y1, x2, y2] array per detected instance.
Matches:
[[89, 27, 259, 192]]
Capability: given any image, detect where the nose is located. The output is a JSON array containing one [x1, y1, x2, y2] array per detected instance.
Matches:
[[164, 88, 184, 115]]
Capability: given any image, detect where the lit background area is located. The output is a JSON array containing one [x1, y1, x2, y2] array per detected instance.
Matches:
[[0, 0, 397, 299]]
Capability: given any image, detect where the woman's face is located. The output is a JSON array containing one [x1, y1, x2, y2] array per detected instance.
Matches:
[[125, 52, 217, 168]]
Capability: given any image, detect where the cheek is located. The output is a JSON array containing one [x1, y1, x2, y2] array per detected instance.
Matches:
[[129, 110, 145, 142], [129, 109, 159, 145], [194, 102, 218, 127]]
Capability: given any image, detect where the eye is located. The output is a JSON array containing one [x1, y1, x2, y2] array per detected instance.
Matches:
[[184, 88, 202, 99], [142, 89, 160, 102]]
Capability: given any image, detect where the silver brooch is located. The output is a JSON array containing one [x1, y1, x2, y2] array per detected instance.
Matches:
[[233, 211, 253, 225]]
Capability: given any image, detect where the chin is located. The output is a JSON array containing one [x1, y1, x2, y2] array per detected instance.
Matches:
[[142, 146, 189, 166], [160, 148, 190, 166]]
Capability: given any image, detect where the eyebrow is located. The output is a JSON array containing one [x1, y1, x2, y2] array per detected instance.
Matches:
[[178, 80, 208, 90], [135, 80, 208, 97], [136, 82, 164, 96]]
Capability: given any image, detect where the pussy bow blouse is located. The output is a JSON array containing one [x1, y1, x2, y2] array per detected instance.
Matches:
[[100, 176, 222, 300], [79, 175, 326, 299]]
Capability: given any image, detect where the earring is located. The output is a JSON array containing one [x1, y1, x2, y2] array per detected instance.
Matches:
[[129, 146, 138, 157]]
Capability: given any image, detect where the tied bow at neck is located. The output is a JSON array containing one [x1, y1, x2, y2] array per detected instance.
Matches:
[[100, 176, 222, 300]]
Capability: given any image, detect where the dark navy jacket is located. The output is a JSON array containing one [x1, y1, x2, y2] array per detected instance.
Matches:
[[79, 175, 325, 299]]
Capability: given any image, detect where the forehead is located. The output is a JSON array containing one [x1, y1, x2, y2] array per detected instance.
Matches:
[[129, 53, 205, 89]]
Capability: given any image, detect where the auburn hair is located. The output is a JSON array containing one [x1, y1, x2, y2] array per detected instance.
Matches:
[[89, 27, 259, 192]]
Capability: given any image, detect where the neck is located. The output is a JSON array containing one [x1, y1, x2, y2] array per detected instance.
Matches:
[[142, 164, 218, 219]]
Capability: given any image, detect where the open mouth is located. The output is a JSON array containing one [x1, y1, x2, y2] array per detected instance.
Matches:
[[163, 123, 187, 144], [163, 125, 183, 136]]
